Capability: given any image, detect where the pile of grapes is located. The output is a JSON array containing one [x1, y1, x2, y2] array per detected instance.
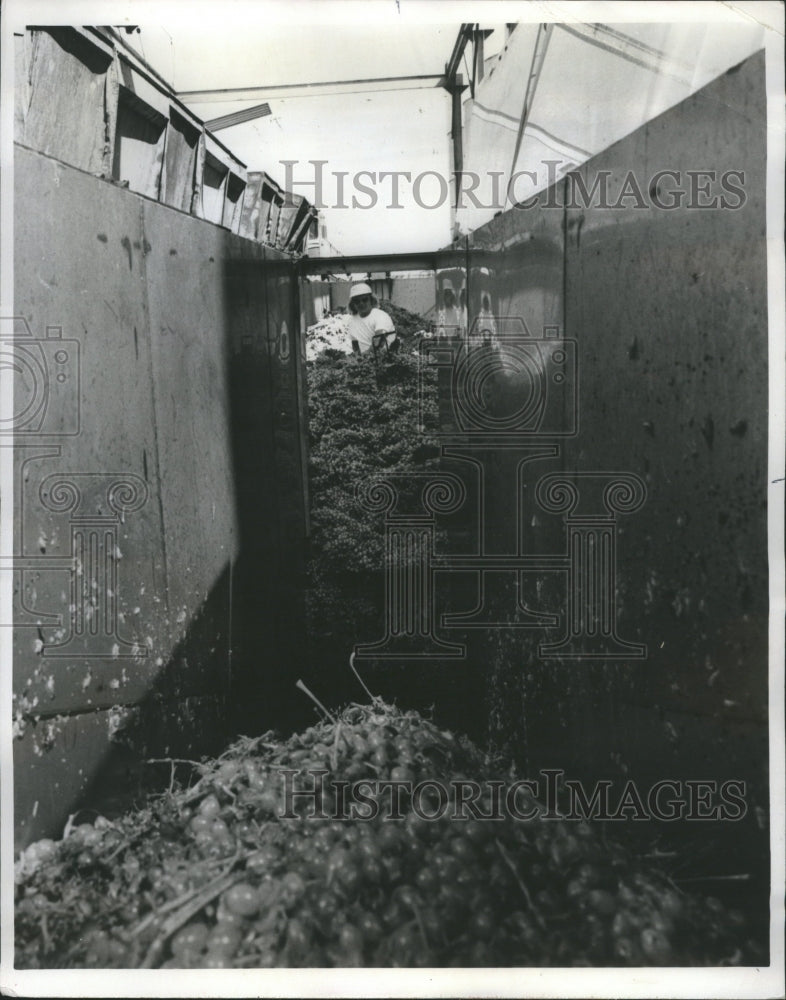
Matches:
[[15, 701, 755, 968]]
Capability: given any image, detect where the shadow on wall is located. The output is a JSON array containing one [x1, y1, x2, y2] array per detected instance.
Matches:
[[52, 562, 236, 821], [223, 252, 312, 738], [13, 241, 312, 845], [93, 252, 313, 814]]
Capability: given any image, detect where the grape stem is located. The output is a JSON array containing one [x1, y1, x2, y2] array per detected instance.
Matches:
[[494, 838, 547, 931], [131, 852, 241, 940], [147, 757, 208, 770], [331, 722, 342, 772], [677, 873, 751, 882], [410, 904, 430, 951], [39, 913, 52, 955], [139, 866, 245, 968], [348, 652, 377, 702], [295, 679, 337, 723]]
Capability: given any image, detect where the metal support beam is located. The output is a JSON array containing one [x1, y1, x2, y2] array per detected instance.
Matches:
[[447, 74, 468, 178], [178, 75, 443, 103], [472, 28, 494, 93], [205, 103, 271, 132], [508, 23, 553, 179], [297, 249, 485, 277], [444, 23, 475, 83]]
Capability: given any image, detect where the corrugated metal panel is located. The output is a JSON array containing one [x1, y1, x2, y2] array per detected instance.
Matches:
[[161, 107, 200, 213], [112, 85, 167, 199], [223, 173, 247, 233], [15, 27, 259, 239], [18, 28, 114, 176]]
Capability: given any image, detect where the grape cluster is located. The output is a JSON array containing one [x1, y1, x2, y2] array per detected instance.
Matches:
[[14, 703, 758, 969]]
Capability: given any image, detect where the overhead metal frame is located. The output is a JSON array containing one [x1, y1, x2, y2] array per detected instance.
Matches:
[[296, 249, 477, 278], [178, 75, 445, 103]]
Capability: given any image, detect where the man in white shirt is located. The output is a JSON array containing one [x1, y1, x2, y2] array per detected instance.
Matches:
[[346, 283, 397, 355]]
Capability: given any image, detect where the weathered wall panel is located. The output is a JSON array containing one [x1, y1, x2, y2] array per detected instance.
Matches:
[[12, 146, 306, 848], [560, 49, 768, 740], [12, 148, 165, 727], [18, 29, 114, 176], [141, 199, 237, 695], [471, 188, 566, 340], [463, 52, 768, 833]]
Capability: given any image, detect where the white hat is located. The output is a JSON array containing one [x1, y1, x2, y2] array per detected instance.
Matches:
[[350, 282, 372, 298]]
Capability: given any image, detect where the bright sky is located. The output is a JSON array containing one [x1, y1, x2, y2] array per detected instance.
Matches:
[[126, 19, 508, 255]]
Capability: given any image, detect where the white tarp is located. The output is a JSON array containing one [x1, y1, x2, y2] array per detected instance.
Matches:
[[456, 21, 767, 234]]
